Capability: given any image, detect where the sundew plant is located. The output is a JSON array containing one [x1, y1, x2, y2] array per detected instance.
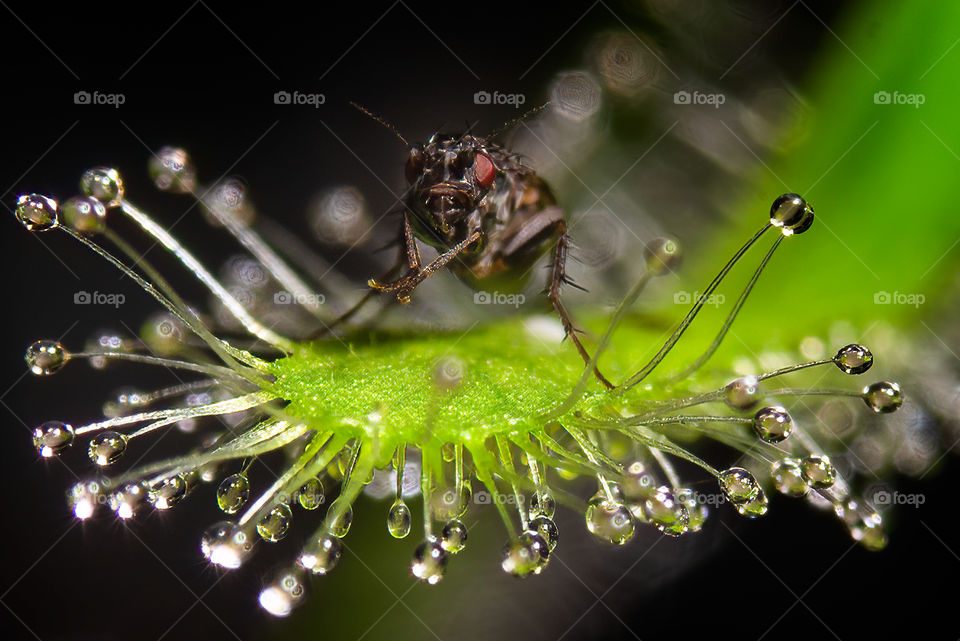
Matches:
[[6, 1, 960, 639]]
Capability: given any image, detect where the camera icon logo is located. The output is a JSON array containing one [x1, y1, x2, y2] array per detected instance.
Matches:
[[874, 291, 891, 304], [673, 90, 691, 105], [273, 291, 294, 304], [673, 290, 692, 304], [74, 91, 91, 105], [474, 491, 491, 504], [473, 291, 491, 304], [74, 291, 91, 304], [874, 91, 891, 105], [473, 90, 491, 105], [274, 91, 292, 105]]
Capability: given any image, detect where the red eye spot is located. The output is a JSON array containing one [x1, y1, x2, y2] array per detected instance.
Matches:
[[473, 152, 496, 188]]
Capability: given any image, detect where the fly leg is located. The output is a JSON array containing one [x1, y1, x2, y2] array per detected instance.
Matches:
[[548, 219, 614, 389], [369, 212, 481, 303]]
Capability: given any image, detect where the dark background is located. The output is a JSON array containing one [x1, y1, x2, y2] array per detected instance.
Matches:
[[0, 1, 955, 639]]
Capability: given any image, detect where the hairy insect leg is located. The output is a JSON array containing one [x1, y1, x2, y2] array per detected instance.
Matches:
[[370, 212, 480, 304], [548, 221, 614, 389]]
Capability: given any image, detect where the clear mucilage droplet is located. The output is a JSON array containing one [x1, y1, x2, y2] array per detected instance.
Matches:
[[328, 500, 353, 538], [296, 477, 324, 510], [202, 521, 254, 569], [109, 482, 148, 519], [148, 147, 196, 194], [529, 515, 559, 551], [771, 458, 809, 497], [61, 195, 107, 234], [257, 503, 293, 542], [150, 474, 188, 509], [585, 494, 636, 545], [259, 568, 308, 617], [32, 421, 74, 457], [216, 473, 250, 514], [387, 500, 412, 539], [68, 481, 101, 520], [26, 340, 67, 375], [440, 519, 468, 553], [15, 194, 59, 231], [753, 406, 793, 443], [834, 344, 873, 375], [644, 238, 682, 275], [863, 381, 903, 413], [719, 467, 760, 504], [411, 539, 448, 584], [79, 167, 124, 205], [769, 193, 814, 236], [674, 488, 708, 532], [298, 533, 342, 575], [529, 491, 557, 518], [501, 531, 550, 578], [734, 488, 769, 518], [88, 431, 128, 466], [725, 376, 761, 410], [643, 485, 690, 536], [801, 454, 837, 489]]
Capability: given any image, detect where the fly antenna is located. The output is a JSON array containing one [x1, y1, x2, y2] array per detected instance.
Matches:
[[349, 102, 409, 147], [489, 101, 551, 140]]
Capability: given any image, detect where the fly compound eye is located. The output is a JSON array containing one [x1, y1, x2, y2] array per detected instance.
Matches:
[[405, 145, 425, 184], [473, 152, 496, 188]]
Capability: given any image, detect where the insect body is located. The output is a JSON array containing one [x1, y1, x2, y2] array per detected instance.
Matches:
[[369, 131, 613, 388]]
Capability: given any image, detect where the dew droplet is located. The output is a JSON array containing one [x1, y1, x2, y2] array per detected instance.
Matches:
[[150, 474, 188, 509], [257, 503, 293, 542], [719, 467, 760, 504], [61, 195, 107, 234], [15, 194, 58, 231], [753, 406, 793, 443], [585, 494, 636, 545], [440, 519, 468, 554], [216, 473, 250, 514], [801, 454, 837, 489], [643, 485, 690, 536], [32, 421, 74, 457], [529, 491, 557, 518], [674, 488, 708, 532], [259, 567, 307, 617], [771, 458, 809, 497], [149, 147, 196, 193], [67, 481, 101, 519], [529, 515, 559, 551], [834, 343, 873, 375], [25, 340, 67, 375], [644, 238, 682, 275], [769, 193, 814, 235], [387, 500, 411, 539], [87, 431, 128, 466], [296, 477, 325, 510], [734, 488, 769, 518], [79, 167, 124, 205], [501, 531, 550, 577], [108, 482, 148, 519], [298, 533, 342, 575], [725, 376, 761, 410], [411, 539, 448, 584], [328, 499, 353, 538], [862, 381, 903, 414]]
